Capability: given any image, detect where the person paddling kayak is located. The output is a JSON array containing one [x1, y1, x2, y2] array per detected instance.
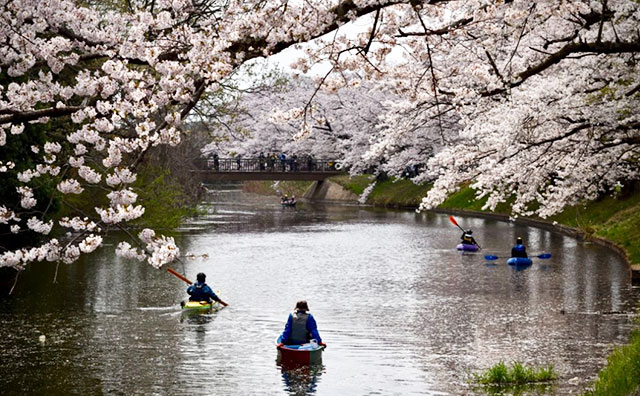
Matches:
[[278, 300, 326, 347], [511, 237, 528, 258], [187, 272, 228, 306], [460, 229, 478, 247]]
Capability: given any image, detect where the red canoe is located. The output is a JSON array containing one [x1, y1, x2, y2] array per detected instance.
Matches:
[[276, 336, 324, 365]]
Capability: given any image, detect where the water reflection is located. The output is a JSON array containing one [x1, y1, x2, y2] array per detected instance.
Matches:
[[278, 363, 324, 395]]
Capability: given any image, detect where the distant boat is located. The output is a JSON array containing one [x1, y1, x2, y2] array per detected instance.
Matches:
[[276, 336, 324, 365], [281, 199, 297, 207]]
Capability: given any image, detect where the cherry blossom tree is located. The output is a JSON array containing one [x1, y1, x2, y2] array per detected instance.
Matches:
[[290, 1, 639, 218], [200, 73, 412, 167], [1, 0, 638, 275]]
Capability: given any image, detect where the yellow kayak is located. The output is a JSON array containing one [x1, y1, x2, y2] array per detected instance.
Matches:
[[181, 300, 219, 313]]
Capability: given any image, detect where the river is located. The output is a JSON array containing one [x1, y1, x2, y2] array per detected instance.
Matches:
[[1, 182, 638, 395]]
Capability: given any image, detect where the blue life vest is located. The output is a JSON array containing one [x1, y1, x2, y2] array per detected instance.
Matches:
[[511, 244, 527, 258], [187, 282, 217, 302]]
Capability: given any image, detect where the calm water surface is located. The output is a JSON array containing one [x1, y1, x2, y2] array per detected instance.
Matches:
[[1, 183, 639, 395]]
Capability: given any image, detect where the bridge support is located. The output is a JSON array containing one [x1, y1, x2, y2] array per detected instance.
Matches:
[[303, 180, 358, 202]]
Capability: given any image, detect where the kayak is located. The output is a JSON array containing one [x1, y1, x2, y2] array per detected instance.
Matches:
[[276, 336, 324, 366], [507, 257, 532, 266], [456, 243, 479, 252], [281, 201, 297, 207], [181, 300, 219, 314]]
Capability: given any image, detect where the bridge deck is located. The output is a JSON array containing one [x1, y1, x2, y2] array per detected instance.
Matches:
[[194, 157, 344, 181]]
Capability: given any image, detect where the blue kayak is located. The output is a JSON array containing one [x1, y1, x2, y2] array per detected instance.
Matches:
[[507, 257, 532, 266], [457, 243, 479, 252]]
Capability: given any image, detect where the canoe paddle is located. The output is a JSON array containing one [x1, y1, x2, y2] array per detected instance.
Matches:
[[167, 268, 192, 284], [484, 253, 552, 261], [449, 215, 482, 249]]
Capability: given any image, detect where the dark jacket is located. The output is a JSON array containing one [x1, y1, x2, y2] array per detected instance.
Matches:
[[280, 309, 322, 345], [511, 244, 528, 258], [187, 282, 221, 303], [460, 231, 477, 245]]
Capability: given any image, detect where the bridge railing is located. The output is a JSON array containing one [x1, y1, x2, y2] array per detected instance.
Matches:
[[200, 158, 341, 173]]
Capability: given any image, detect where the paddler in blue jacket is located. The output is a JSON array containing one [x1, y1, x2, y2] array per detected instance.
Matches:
[[187, 273, 228, 306], [511, 237, 528, 258], [279, 300, 326, 347]]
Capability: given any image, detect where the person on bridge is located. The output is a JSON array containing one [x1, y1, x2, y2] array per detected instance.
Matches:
[[268, 153, 276, 171], [280, 152, 287, 171], [259, 152, 266, 170], [212, 153, 219, 171], [236, 154, 242, 170], [278, 300, 325, 347], [460, 229, 478, 246], [187, 272, 228, 306], [511, 237, 528, 258]]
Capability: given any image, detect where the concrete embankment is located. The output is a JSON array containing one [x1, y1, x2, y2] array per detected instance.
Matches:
[[302, 180, 359, 202]]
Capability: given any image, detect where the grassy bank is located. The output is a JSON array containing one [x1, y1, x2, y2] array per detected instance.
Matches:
[[585, 325, 640, 396]]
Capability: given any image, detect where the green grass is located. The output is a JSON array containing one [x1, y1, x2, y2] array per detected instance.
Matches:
[[473, 361, 556, 386], [584, 326, 640, 396], [438, 184, 516, 214], [547, 190, 640, 265], [367, 178, 432, 207], [330, 174, 374, 196]]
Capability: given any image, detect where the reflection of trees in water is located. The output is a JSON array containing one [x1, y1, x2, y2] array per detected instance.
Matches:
[[279, 364, 324, 395]]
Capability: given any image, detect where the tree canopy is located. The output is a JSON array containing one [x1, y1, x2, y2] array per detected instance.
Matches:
[[1, 0, 638, 269]]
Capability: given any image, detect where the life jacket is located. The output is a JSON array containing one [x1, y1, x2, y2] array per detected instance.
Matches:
[[289, 310, 310, 344], [462, 233, 474, 244], [512, 244, 527, 258], [188, 282, 211, 302]]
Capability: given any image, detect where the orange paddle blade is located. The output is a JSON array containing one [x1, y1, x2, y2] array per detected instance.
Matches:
[[167, 268, 192, 285]]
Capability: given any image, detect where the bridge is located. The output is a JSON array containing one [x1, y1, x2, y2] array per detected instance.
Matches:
[[192, 157, 345, 181]]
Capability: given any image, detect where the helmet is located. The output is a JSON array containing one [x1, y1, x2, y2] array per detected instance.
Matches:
[[196, 272, 206, 282], [467, 230, 473, 235]]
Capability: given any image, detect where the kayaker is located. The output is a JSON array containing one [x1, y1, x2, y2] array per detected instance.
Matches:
[[278, 300, 326, 347], [187, 273, 228, 306], [460, 229, 478, 246], [511, 237, 528, 258]]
